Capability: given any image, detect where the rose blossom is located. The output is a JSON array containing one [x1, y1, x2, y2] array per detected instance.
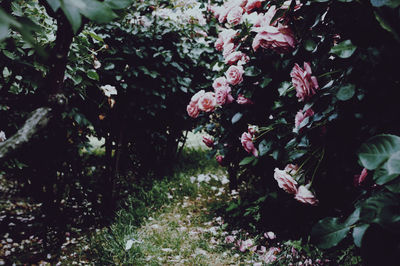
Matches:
[[263, 247, 280, 264], [274, 168, 298, 194], [225, 51, 250, 65], [252, 24, 296, 53], [198, 92, 217, 112], [225, 65, 244, 85], [295, 108, 315, 131], [236, 94, 253, 105], [241, 132, 258, 157], [354, 168, 368, 186], [225, 235, 235, 244], [248, 125, 259, 135], [190, 90, 205, 104], [264, 231, 276, 240], [253, 6, 276, 27], [238, 239, 254, 252], [202, 136, 214, 148], [222, 42, 236, 58], [227, 6, 244, 25], [212, 77, 228, 90], [284, 164, 299, 175], [215, 86, 234, 105], [186, 101, 200, 118], [215, 29, 238, 51], [294, 185, 319, 205], [0, 131, 6, 142], [244, 0, 265, 13], [290, 62, 319, 102], [216, 155, 225, 166]]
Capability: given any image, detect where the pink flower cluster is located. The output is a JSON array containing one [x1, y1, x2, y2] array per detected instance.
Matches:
[[240, 125, 258, 157], [290, 62, 319, 102], [186, 90, 217, 118], [274, 164, 319, 205]]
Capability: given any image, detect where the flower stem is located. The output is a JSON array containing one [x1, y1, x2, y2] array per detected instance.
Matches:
[[318, 69, 342, 78], [310, 147, 325, 186]]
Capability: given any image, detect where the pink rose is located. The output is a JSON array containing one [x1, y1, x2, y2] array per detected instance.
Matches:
[[236, 94, 253, 104], [273, 168, 298, 194], [190, 90, 205, 104], [281, 0, 302, 11], [225, 65, 244, 85], [264, 231, 276, 240], [253, 6, 276, 27], [216, 155, 225, 166], [215, 86, 233, 105], [241, 132, 258, 157], [295, 108, 315, 131], [198, 92, 217, 112], [202, 136, 214, 148], [252, 25, 296, 53], [354, 168, 368, 187], [290, 62, 319, 102], [187, 101, 199, 118], [248, 125, 259, 135], [263, 247, 280, 264], [244, 0, 265, 13], [284, 164, 299, 175], [238, 239, 254, 252], [213, 77, 229, 90], [225, 235, 235, 244], [225, 51, 249, 65], [215, 29, 238, 52], [227, 6, 244, 25], [294, 185, 319, 205], [222, 42, 236, 58]]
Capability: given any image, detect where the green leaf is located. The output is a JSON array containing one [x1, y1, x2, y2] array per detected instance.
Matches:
[[258, 140, 272, 156], [345, 208, 361, 226], [304, 39, 317, 52], [46, 0, 61, 11], [386, 151, 400, 175], [231, 112, 243, 124], [337, 84, 355, 101], [353, 224, 369, 247], [373, 165, 398, 185], [61, 1, 82, 34], [79, 0, 117, 23], [239, 156, 255, 166], [330, 40, 357, 59], [278, 81, 292, 96], [260, 77, 272, 88], [244, 66, 261, 77], [104, 0, 133, 9], [385, 178, 400, 193], [358, 134, 400, 170], [87, 70, 99, 80], [370, 0, 400, 7], [312, 217, 350, 249]]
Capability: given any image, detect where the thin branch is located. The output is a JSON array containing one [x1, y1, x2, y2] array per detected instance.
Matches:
[[0, 107, 53, 161]]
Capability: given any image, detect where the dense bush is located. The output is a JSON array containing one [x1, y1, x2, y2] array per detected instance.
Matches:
[[187, 0, 400, 262]]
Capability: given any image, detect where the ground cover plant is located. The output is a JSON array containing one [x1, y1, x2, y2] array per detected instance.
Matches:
[[0, 0, 400, 264]]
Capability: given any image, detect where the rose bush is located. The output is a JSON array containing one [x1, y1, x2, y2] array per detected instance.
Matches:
[[188, 0, 400, 262]]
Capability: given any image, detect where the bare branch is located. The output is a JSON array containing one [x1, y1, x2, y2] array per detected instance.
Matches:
[[0, 107, 53, 161]]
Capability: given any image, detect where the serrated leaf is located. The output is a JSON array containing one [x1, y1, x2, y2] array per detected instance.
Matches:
[[358, 134, 400, 170], [312, 217, 350, 249], [345, 208, 361, 226], [386, 151, 400, 175], [239, 156, 255, 166], [353, 224, 369, 247], [337, 84, 355, 101], [330, 40, 357, 59]]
